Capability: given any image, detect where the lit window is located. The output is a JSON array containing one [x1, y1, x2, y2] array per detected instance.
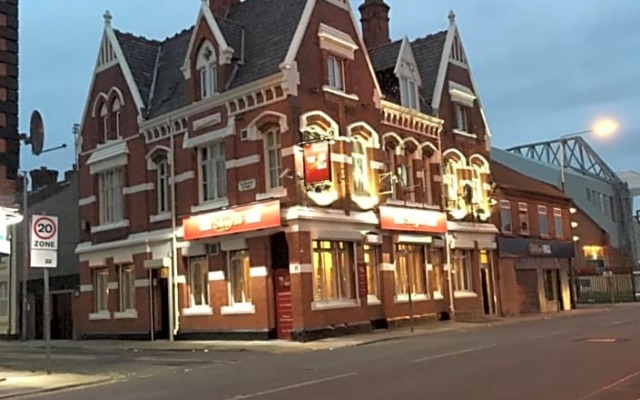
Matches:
[[112, 98, 121, 139], [228, 250, 251, 305], [197, 44, 218, 99], [452, 249, 473, 292], [395, 244, 427, 296], [200, 143, 227, 202], [518, 202, 530, 235], [352, 140, 368, 195], [118, 264, 135, 312], [553, 208, 563, 238], [428, 248, 444, 295], [93, 268, 109, 313], [265, 129, 283, 189], [189, 257, 209, 307], [98, 169, 124, 224], [400, 77, 419, 110], [156, 158, 170, 213], [538, 205, 549, 236], [312, 240, 355, 302], [327, 55, 344, 90], [454, 103, 468, 132], [384, 144, 398, 200], [100, 103, 109, 142], [500, 200, 512, 233], [0, 281, 7, 318], [364, 244, 380, 299]]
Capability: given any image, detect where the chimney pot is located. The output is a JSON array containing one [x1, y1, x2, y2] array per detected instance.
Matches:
[[359, 0, 391, 49], [209, 0, 240, 18]]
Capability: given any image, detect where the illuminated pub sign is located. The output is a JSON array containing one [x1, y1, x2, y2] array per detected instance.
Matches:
[[183, 200, 281, 241], [379, 206, 448, 234], [303, 141, 332, 185]]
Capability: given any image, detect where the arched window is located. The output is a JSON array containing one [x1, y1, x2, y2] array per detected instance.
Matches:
[[265, 128, 282, 189], [112, 98, 121, 139], [351, 139, 368, 196], [100, 103, 109, 142], [197, 43, 218, 99], [156, 157, 169, 214]]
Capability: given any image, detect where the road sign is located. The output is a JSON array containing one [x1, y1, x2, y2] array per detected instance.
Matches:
[[31, 215, 58, 268]]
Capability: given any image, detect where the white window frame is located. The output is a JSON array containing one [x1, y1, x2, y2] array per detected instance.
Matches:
[[199, 142, 227, 203], [93, 268, 109, 313], [0, 281, 8, 319], [197, 43, 218, 99], [518, 202, 530, 235], [500, 200, 512, 233], [100, 103, 109, 142], [553, 208, 564, 238], [98, 169, 124, 225], [312, 240, 357, 304], [538, 205, 549, 237], [265, 129, 283, 190], [156, 158, 170, 214], [352, 139, 368, 196], [454, 103, 468, 132], [452, 249, 473, 293], [227, 250, 252, 306], [395, 244, 428, 300], [112, 98, 121, 139], [118, 264, 135, 312], [364, 244, 381, 303], [189, 257, 209, 307], [327, 55, 344, 91], [400, 77, 419, 110]]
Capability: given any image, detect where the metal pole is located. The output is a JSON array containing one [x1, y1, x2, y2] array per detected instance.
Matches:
[[20, 174, 28, 341], [149, 269, 154, 341], [168, 120, 178, 341], [44, 268, 51, 375], [407, 260, 414, 333], [446, 233, 455, 318]]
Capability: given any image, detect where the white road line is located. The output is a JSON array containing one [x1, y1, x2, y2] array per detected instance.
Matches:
[[577, 368, 640, 400], [411, 344, 498, 364], [609, 318, 635, 326], [221, 372, 358, 400]]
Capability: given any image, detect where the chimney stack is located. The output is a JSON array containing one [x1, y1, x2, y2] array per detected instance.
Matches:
[[208, 0, 240, 18], [29, 167, 59, 191], [359, 0, 391, 49]]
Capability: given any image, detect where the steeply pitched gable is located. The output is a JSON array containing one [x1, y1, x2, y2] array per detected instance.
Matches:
[[411, 31, 447, 114], [113, 31, 161, 107]]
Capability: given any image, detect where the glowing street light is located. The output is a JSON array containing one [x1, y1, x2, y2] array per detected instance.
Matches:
[[591, 118, 619, 139]]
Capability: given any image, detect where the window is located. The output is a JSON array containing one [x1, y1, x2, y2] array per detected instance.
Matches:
[[429, 247, 444, 295], [93, 268, 109, 313], [188, 257, 209, 307], [452, 250, 473, 292], [0, 281, 7, 318], [156, 159, 170, 213], [500, 200, 512, 233], [518, 202, 530, 235], [327, 55, 344, 90], [364, 244, 380, 299], [395, 244, 427, 296], [312, 241, 355, 302], [454, 103, 468, 132], [553, 208, 564, 238], [228, 250, 251, 305], [112, 98, 121, 139], [265, 129, 283, 189], [400, 77, 419, 110], [118, 265, 135, 312], [200, 143, 227, 202], [538, 205, 549, 236], [384, 145, 398, 199], [352, 140, 368, 195], [98, 169, 124, 224], [543, 270, 557, 301], [100, 103, 109, 142], [198, 44, 217, 99]]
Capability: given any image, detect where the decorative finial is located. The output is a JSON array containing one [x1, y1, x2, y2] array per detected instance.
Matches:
[[103, 10, 112, 26], [448, 10, 456, 25]]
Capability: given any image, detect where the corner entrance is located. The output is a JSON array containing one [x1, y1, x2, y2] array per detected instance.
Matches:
[[271, 233, 292, 340]]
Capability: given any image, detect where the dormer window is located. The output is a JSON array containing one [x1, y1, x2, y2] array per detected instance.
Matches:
[[197, 44, 218, 99], [327, 55, 344, 91], [400, 77, 419, 110]]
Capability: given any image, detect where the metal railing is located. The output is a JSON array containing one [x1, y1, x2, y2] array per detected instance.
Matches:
[[577, 272, 636, 304]]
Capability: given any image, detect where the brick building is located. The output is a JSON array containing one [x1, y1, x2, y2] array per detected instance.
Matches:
[[491, 161, 573, 315], [75, 0, 498, 341]]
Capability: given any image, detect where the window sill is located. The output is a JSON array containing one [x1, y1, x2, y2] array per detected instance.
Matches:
[[191, 198, 229, 214], [150, 212, 171, 223], [367, 295, 382, 305], [394, 293, 429, 303], [89, 311, 111, 321], [311, 299, 359, 311], [91, 220, 130, 234], [385, 199, 440, 210], [322, 85, 360, 101], [181, 306, 214, 317], [256, 187, 287, 201], [221, 303, 256, 315], [114, 310, 138, 320], [434, 291, 445, 300], [454, 291, 477, 299], [452, 129, 478, 139]]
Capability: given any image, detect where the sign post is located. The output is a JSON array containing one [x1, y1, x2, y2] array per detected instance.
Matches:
[[30, 215, 58, 375]]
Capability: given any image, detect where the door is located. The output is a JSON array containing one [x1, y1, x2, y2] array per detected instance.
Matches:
[[516, 269, 540, 314], [51, 292, 73, 340], [481, 268, 492, 315], [157, 276, 170, 339], [543, 269, 560, 312], [274, 269, 293, 340]]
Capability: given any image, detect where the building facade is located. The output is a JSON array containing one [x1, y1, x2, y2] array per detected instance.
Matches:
[[75, 0, 497, 341], [491, 161, 573, 315]]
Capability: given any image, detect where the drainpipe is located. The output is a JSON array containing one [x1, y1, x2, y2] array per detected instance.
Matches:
[[168, 119, 179, 341]]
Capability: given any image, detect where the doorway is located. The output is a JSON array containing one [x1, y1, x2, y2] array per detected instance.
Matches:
[[51, 292, 73, 339], [480, 250, 496, 315], [271, 233, 292, 340], [157, 274, 170, 339]]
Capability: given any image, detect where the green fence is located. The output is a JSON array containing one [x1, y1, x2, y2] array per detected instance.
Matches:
[[577, 274, 636, 304]]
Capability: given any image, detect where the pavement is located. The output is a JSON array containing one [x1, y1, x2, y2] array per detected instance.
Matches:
[[0, 304, 636, 399]]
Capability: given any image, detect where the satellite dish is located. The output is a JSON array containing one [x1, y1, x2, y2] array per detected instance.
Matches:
[[28, 110, 45, 155]]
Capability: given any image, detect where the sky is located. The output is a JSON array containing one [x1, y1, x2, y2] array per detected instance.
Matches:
[[18, 0, 640, 176]]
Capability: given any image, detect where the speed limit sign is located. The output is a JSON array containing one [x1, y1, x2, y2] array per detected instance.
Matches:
[[31, 215, 58, 268]]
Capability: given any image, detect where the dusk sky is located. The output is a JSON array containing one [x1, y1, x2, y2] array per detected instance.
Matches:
[[18, 1, 640, 175]]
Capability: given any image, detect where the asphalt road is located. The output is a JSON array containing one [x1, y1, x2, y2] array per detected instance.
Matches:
[[20, 305, 640, 400]]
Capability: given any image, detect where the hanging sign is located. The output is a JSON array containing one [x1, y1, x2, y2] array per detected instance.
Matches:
[[303, 141, 332, 185]]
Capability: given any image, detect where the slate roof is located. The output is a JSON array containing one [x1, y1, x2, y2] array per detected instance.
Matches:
[[491, 160, 570, 201], [112, 0, 308, 119], [368, 40, 401, 72]]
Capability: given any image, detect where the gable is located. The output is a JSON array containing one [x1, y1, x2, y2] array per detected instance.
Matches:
[[394, 37, 421, 85]]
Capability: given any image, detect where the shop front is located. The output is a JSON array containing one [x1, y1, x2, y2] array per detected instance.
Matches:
[[497, 237, 574, 316]]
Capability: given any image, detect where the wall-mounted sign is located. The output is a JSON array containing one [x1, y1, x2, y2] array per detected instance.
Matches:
[[238, 179, 257, 192], [303, 141, 332, 185], [183, 200, 281, 241], [31, 215, 58, 268], [379, 206, 447, 234]]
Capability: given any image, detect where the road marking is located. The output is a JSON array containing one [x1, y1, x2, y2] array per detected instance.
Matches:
[[577, 368, 640, 400], [221, 372, 357, 400], [609, 318, 634, 326], [411, 344, 498, 364]]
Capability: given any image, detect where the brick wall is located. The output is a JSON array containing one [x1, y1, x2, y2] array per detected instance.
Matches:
[[0, 0, 18, 206]]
